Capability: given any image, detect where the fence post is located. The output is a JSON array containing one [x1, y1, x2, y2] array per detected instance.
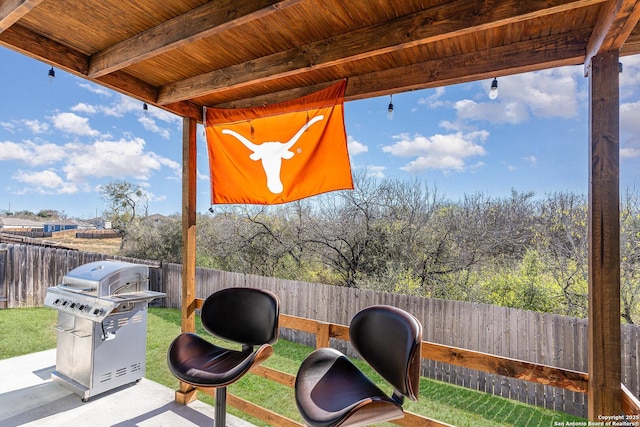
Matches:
[[0, 247, 7, 308], [316, 321, 330, 348]]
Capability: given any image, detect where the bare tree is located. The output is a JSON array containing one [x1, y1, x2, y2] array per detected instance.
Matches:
[[100, 180, 148, 233], [620, 187, 640, 324], [535, 192, 588, 317]]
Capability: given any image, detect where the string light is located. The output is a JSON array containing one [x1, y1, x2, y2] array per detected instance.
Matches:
[[48, 67, 55, 79], [387, 94, 394, 120], [489, 78, 498, 100]]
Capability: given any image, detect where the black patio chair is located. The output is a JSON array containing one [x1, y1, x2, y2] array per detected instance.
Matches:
[[167, 287, 279, 427], [294, 305, 422, 427]]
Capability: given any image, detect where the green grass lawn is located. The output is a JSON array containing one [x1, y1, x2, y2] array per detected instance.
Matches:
[[0, 307, 587, 427]]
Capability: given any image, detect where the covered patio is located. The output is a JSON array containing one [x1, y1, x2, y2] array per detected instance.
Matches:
[[2, 0, 640, 423]]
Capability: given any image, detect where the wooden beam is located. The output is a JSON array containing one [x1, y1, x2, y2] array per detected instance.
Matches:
[[216, 29, 591, 109], [181, 116, 197, 334], [584, 0, 640, 75], [0, 0, 43, 32], [88, 0, 304, 78], [157, 0, 604, 105], [226, 393, 302, 427], [422, 342, 588, 393], [587, 50, 622, 420], [394, 412, 454, 427], [0, 23, 88, 74], [0, 23, 200, 120]]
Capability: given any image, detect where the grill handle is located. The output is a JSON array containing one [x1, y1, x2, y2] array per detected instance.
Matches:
[[70, 330, 91, 338], [56, 284, 96, 293]]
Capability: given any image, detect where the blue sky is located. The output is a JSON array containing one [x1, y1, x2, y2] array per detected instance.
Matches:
[[1, 47, 640, 219]]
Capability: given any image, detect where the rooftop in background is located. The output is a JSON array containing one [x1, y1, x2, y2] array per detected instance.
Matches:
[[1, 1, 639, 120], [0, 217, 45, 229]]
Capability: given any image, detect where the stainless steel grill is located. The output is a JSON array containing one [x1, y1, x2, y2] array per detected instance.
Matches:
[[44, 260, 165, 401]]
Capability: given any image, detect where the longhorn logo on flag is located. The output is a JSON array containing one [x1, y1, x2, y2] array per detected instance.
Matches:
[[205, 80, 353, 204]]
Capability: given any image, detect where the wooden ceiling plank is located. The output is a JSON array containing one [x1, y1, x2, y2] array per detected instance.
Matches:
[[584, 0, 640, 75], [0, 0, 44, 32], [88, 0, 304, 78], [344, 32, 590, 101], [621, 25, 640, 55], [157, 0, 605, 105], [217, 29, 591, 109]]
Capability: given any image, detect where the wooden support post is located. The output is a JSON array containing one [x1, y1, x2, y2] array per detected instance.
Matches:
[[316, 321, 330, 348], [177, 116, 199, 404], [587, 50, 622, 419], [181, 116, 198, 334], [175, 381, 198, 405]]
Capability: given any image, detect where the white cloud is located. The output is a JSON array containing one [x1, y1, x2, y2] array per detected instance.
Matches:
[[68, 96, 180, 138], [98, 95, 180, 124], [620, 55, 640, 99], [22, 119, 49, 134], [62, 137, 179, 183], [507, 68, 582, 119], [1, 121, 15, 132], [365, 165, 386, 178], [147, 105, 181, 125], [621, 148, 640, 159], [0, 140, 65, 166], [77, 82, 112, 97], [621, 100, 640, 150], [522, 155, 538, 166], [455, 99, 529, 124], [418, 87, 446, 108], [197, 168, 209, 182], [12, 169, 78, 194], [139, 116, 171, 139], [450, 68, 583, 126], [382, 131, 488, 173], [71, 103, 98, 114], [347, 135, 368, 155], [50, 112, 101, 137], [100, 95, 141, 117]]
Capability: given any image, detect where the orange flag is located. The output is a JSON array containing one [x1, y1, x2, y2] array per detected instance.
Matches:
[[205, 80, 353, 204]]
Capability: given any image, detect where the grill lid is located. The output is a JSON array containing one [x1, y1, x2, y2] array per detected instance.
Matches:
[[60, 260, 149, 296], [45, 260, 165, 322]]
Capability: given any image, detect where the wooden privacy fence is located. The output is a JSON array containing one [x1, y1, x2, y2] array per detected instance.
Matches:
[[0, 243, 162, 308], [1, 243, 639, 419]]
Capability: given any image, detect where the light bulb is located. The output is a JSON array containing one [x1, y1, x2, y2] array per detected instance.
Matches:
[[387, 95, 394, 120], [489, 78, 498, 100]]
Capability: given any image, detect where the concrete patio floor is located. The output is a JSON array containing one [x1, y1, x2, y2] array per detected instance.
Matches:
[[0, 349, 256, 427]]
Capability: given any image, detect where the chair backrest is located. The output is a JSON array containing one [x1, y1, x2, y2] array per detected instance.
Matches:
[[349, 305, 422, 401], [201, 287, 280, 346]]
